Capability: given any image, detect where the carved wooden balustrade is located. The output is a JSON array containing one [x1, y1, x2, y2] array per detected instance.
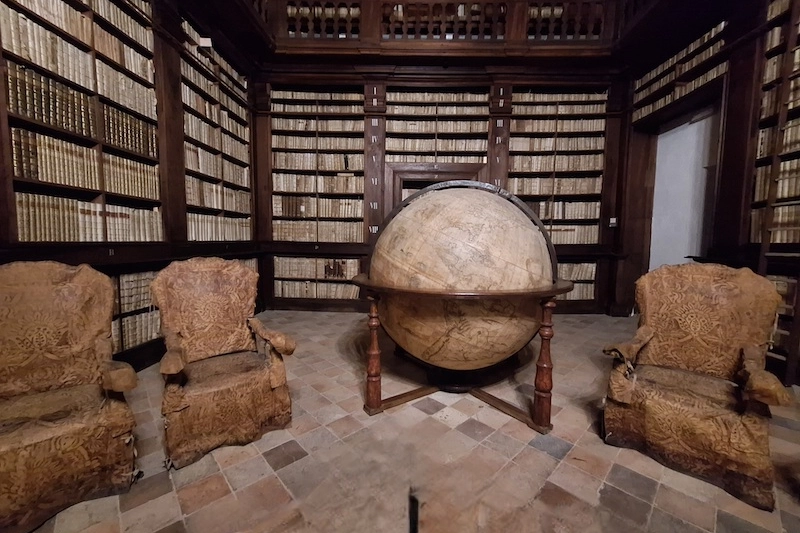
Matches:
[[268, 1, 618, 56]]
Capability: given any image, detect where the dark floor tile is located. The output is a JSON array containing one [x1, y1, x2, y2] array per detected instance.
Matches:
[[154, 521, 188, 533], [716, 510, 773, 533], [119, 470, 173, 513], [456, 418, 495, 442], [598, 483, 652, 528], [263, 440, 309, 471], [647, 508, 704, 533], [529, 434, 573, 460], [772, 415, 800, 432], [783, 511, 800, 533], [606, 463, 659, 503], [413, 398, 446, 415]]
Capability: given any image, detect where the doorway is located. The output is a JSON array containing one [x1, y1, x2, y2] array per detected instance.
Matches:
[[648, 108, 720, 271]]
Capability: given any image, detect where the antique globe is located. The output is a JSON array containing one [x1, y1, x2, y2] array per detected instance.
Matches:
[[369, 182, 556, 371]]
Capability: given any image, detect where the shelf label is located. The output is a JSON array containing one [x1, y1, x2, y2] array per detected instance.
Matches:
[[371, 135, 378, 143], [373, 98, 378, 106], [494, 179, 501, 186], [372, 118, 379, 127], [371, 177, 379, 185], [496, 119, 504, 127], [369, 225, 379, 234], [370, 202, 378, 210]]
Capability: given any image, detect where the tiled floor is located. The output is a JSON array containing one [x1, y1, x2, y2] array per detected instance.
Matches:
[[34, 312, 800, 533]]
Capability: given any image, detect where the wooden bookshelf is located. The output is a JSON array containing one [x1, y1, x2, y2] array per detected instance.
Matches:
[[181, 19, 252, 242]]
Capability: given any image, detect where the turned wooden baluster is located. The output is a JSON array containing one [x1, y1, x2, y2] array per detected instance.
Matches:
[[532, 298, 556, 431], [364, 297, 383, 414]]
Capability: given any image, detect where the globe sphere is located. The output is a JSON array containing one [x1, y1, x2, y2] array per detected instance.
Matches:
[[370, 186, 554, 370]]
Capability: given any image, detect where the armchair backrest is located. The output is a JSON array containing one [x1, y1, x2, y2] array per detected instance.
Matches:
[[0, 261, 115, 398], [151, 257, 258, 363], [636, 263, 780, 381]]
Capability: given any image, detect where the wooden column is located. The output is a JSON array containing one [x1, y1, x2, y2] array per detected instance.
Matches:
[[364, 297, 383, 414], [532, 298, 556, 431]]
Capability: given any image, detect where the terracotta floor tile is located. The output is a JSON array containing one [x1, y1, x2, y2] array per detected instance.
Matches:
[[262, 440, 309, 471], [654, 485, 716, 532], [563, 446, 612, 480], [120, 492, 181, 533], [413, 397, 446, 415], [605, 463, 659, 503], [716, 510, 775, 533], [547, 462, 603, 506], [598, 482, 652, 528], [211, 444, 259, 470], [529, 434, 573, 460], [614, 447, 665, 481], [176, 473, 231, 516], [170, 455, 219, 489], [55, 496, 119, 533], [119, 471, 172, 513], [482, 430, 528, 459], [456, 418, 495, 442], [223, 455, 273, 491], [326, 414, 364, 439], [648, 507, 705, 533]]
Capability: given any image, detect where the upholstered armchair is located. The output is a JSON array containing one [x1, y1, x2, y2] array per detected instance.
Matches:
[[0, 262, 138, 533], [603, 263, 792, 510], [151, 257, 294, 469]]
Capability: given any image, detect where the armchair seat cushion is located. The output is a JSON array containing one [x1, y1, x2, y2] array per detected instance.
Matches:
[[0, 385, 136, 533], [162, 351, 291, 468], [605, 364, 773, 510]]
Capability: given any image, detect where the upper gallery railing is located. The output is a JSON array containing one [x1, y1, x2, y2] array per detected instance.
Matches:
[[269, 1, 617, 54]]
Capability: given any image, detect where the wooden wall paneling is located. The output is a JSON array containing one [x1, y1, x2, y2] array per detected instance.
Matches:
[[0, 56, 14, 245], [610, 126, 656, 316], [253, 80, 272, 243], [153, 0, 188, 243], [364, 81, 387, 245]]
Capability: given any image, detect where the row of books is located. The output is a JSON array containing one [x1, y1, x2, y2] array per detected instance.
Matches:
[[0, 3, 95, 90], [526, 200, 601, 220], [386, 120, 489, 134], [272, 102, 363, 114], [272, 118, 364, 132], [93, 0, 153, 51], [181, 59, 218, 100], [117, 270, 158, 313], [220, 110, 249, 141], [387, 154, 488, 163], [765, 25, 784, 52], [272, 172, 364, 194], [761, 87, 780, 120], [548, 224, 599, 245], [105, 204, 162, 241], [185, 112, 221, 150], [10, 0, 91, 44], [219, 90, 247, 122], [103, 103, 157, 157], [273, 280, 360, 299], [273, 152, 364, 172], [272, 220, 363, 243], [633, 71, 676, 104], [508, 176, 603, 195], [768, 275, 797, 313], [556, 282, 594, 300], [223, 159, 250, 188], [272, 89, 362, 101], [96, 60, 156, 119], [776, 159, 800, 199], [6, 61, 96, 137], [635, 21, 727, 90], [677, 40, 725, 76], [557, 262, 597, 281], [104, 152, 159, 199], [772, 204, 800, 227], [181, 21, 246, 89], [767, 0, 790, 21], [510, 118, 606, 133], [509, 154, 605, 173], [512, 103, 606, 115], [185, 142, 221, 177], [781, 117, 800, 154], [272, 195, 364, 218], [11, 127, 99, 188], [15, 192, 163, 242], [273, 256, 360, 280], [187, 179, 249, 213], [113, 310, 160, 353], [511, 92, 608, 103], [183, 82, 219, 124], [187, 213, 251, 241], [222, 133, 248, 164], [751, 208, 764, 243], [788, 79, 800, 111], [94, 22, 152, 83], [764, 55, 781, 86], [509, 136, 605, 152], [272, 135, 364, 151], [754, 165, 771, 202], [769, 228, 800, 244], [386, 104, 489, 116], [757, 127, 777, 159], [385, 138, 488, 152], [634, 62, 728, 121], [386, 91, 487, 103]]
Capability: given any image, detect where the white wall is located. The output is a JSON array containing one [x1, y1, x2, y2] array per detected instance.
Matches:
[[649, 113, 717, 271]]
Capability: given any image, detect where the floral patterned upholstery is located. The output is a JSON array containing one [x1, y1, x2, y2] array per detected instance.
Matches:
[[151, 257, 294, 469], [0, 262, 137, 533], [603, 263, 790, 510]]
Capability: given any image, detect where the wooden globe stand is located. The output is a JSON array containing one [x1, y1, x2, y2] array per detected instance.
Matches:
[[352, 275, 573, 434]]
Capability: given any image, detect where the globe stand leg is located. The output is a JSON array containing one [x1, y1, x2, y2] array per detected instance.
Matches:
[[364, 298, 439, 415], [531, 298, 556, 433]]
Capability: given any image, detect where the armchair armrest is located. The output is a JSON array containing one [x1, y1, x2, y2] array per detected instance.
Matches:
[[102, 360, 138, 392], [248, 317, 296, 356], [160, 330, 186, 375], [738, 344, 792, 406], [603, 325, 654, 405]]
